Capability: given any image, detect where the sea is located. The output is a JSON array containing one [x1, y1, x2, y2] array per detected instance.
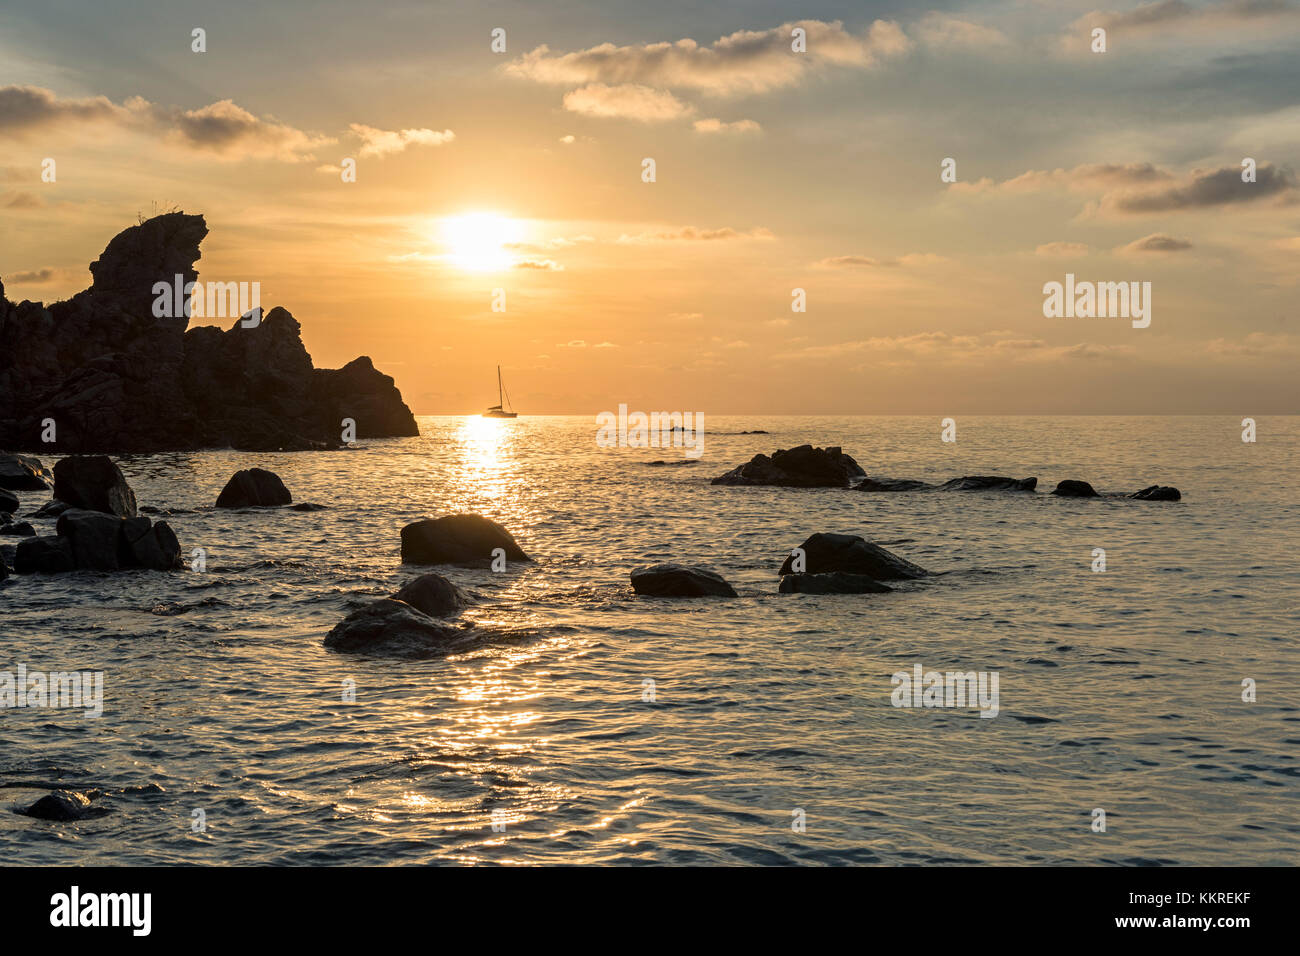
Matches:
[[2, 415, 1297, 865]]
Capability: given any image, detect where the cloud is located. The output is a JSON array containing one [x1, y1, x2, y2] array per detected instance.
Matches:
[[559, 134, 575, 144], [559, 340, 587, 348], [0, 85, 123, 133], [349, 123, 454, 157], [1205, 331, 1300, 356], [1074, 0, 1300, 37], [1036, 241, 1091, 256], [617, 226, 774, 242], [951, 163, 1173, 196], [2, 191, 44, 209], [515, 258, 564, 271], [506, 19, 910, 96], [6, 268, 55, 283], [915, 13, 1012, 49], [561, 83, 693, 121], [0, 85, 334, 161], [815, 252, 945, 267], [1107, 163, 1295, 213], [693, 117, 761, 133], [1118, 233, 1194, 253]]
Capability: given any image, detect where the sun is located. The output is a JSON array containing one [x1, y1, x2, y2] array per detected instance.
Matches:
[[440, 212, 524, 272]]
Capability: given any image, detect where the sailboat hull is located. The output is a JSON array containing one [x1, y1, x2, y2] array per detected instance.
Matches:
[[481, 410, 517, 418]]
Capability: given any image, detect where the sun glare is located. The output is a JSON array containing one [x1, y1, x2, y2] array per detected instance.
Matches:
[[440, 212, 524, 272]]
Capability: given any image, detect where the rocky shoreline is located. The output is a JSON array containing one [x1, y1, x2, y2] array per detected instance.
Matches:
[[0, 212, 418, 453]]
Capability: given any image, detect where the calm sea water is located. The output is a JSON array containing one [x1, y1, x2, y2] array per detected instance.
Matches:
[[2, 415, 1297, 865]]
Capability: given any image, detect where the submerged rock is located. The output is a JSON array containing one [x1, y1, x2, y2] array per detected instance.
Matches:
[[289, 502, 327, 511], [1130, 485, 1181, 501], [0, 489, 17, 513], [778, 533, 928, 580], [0, 521, 36, 537], [29, 499, 71, 519], [323, 599, 467, 658], [52, 455, 137, 517], [401, 514, 529, 565], [392, 573, 469, 618], [1051, 480, 1099, 498], [711, 444, 865, 488], [17, 790, 108, 822], [779, 572, 892, 594], [936, 475, 1037, 492], [215, 468, 292, 508], [855, 477, 934, 492], [630, 563, 737, 597], [0, 454, 52, 490]]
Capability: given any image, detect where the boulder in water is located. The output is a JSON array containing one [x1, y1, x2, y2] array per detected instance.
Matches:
[[0, 520, 33, 536], [56, 509, 126, 571], [52, 455, 137, 517], [779, 572, 892, 594], [400, 514, 528, 565], [17, 790, 107, 821], [1130, 485, 1181, 501], [121, 516, 182, 570], [0, 454, 53, 490], [711, 445, 865, 487], [392, 573, 469, 617], [215, 468, 292, 508], [13, 534, 74, 574], [778, 532, 927, 580], [29, 499, 72, 519], [936, 475, 1037, 492], [855, 477, 934, 492], [323, 599, 467, 658], [1051, 480, 1098, 498], [0, 489, 17, 513], [630, 563, 737, 597]]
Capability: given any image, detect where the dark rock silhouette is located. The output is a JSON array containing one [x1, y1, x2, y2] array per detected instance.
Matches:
[[0, 454, 52, 490], [712, 445, 865, 487], [630, 563, 737, 597], [56, 509, 124, 571], [392, 573, 469, 617], [17, 790, 109, 821], [1051, 480, 1099, 497], [52, 455, 137, 517], [779, 572, 892, 594], [13, 536, 74, 574], [778, 533, 927, 580], [28, 500, 71, 519], [215, 468, 292, 508], [324, 599, 468, 658], [0, 489, 17, 513], [289, 502, 327, 511], [401, 514, 529, 565], [1130, 485, 1181, 501], [1, 520, 35, 537], [0, 213, 418, 452], [937, 475, 1037, 492], [855, 477, 933, 492]]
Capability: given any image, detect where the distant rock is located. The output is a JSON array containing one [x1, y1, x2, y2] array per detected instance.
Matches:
[[13, 535, 74, 574], [855, 477, 934, 492], [778, 533, 928, 580], [1, 521, 36, 537], [0, 489, 17, 513], [738, 430, 769, 434], [17, 790, 108, 822], [779, 572, 892, 594], [936, 476, 1037, 492], [401, 514, 529, 565], [712, 445, 865, 487], [323, 599, 467, 658], [52, 455, 137, 517], [1051, 480, 1099, 498], [630, 563, 737, 597], [1130, 485, 1181, 501], [0, 454, 53, 490], [392, 573, 469, 618], [0, 213, 417, 452], [289, 502, 327, 511], [215, 468, 292, 508]]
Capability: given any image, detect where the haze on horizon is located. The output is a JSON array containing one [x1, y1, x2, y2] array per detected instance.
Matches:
[[2, 0, 1298, 415]]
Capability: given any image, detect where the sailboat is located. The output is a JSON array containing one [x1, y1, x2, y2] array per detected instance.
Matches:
[[482, 365, 518, 418]]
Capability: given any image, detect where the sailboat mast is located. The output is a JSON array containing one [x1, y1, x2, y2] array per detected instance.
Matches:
[[497, 365, 503, 406]]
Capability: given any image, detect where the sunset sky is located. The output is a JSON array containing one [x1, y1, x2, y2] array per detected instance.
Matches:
[[2, 0, 1298, 414]]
